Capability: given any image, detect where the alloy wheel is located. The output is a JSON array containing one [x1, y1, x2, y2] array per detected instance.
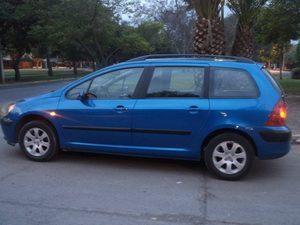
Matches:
[[23, 128, 50, 157], [212, 141, 247, 175]]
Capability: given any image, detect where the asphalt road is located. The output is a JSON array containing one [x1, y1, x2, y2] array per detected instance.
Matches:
[[0, 81, 300, 225], [0, 81, 72, 105]]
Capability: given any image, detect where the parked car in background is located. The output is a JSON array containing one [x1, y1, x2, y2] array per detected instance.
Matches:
[[1, 54, 291, 180]]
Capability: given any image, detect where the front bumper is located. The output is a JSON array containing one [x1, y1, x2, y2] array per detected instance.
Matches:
[[1, 116, 17, 146], [1, 116, 14, 126]]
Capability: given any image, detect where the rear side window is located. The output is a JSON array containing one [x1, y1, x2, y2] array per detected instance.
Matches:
[[210, 67, 258, 98], [147, 67, 205, 98]]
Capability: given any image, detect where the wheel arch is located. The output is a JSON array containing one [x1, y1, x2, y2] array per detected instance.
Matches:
[[16, 114, 60, 145], [201, 128, 258, 158]]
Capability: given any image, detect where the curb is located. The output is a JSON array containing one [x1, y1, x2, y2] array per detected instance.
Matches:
[[286, 95, 300, 98], [0, 77, 78, 89], [292, 135, 300, 145]]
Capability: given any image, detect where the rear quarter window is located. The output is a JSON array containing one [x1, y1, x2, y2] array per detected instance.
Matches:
[[261, 68, 283, 94], [210, 67, 259, 98]]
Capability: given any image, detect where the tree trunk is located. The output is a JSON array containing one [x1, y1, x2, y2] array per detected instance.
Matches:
[[0, 44, 4, 84], [46, 50, 53, 77], [231, 25, 254, 59], [194, 17, 225, 55], [73, 60, 77, 75], [13, 56, 21, 81], [279, 46, 284, 80], [92, 60, 96, 71]]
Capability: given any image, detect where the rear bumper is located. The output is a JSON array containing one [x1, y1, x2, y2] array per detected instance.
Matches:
[[260, 130, 291, 142], [255, 127, 291, 160]]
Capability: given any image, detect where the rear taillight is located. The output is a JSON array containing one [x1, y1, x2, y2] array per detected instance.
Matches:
[[266, 100, 287, 126]]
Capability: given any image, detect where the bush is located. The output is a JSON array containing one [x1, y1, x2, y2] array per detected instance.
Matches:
[[291, 67, 300, 79]]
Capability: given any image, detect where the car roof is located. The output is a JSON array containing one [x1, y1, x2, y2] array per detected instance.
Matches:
[[119, 59, 260, 69], [128, 54, 255, 63], [116, 54, 262, 69]]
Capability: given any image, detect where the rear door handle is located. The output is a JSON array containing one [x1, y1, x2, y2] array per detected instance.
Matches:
[[188, 105, 199, 114], [114, 105, 128, 113]]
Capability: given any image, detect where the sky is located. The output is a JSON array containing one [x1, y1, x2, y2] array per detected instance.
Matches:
[[224, 6, 232, 17]]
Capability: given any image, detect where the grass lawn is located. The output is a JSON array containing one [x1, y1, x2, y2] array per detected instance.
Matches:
[[265, 70, 300, 95], [3, 69, 91, 83], [279, 78, 300, 95]]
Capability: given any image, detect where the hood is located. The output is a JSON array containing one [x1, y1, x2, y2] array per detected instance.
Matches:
[[20, 89, 63, 103]]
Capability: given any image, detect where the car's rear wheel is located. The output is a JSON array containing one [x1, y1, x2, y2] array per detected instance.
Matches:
[[19, 121, 59, 161], [204, 133, 254, 180]]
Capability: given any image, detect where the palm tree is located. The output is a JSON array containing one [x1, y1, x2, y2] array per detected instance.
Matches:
[[187, 0, 225, 55], [227, 0, 267, 58]]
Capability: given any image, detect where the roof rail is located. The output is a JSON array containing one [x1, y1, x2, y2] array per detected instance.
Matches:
[[127, 54, 255, 63]]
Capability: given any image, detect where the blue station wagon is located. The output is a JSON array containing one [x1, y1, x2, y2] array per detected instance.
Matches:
[[1, 55, 291, 180]]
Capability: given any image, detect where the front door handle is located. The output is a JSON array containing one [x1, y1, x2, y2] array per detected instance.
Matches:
[[114, 105, 128, 113], [188, 105, 199, 114]]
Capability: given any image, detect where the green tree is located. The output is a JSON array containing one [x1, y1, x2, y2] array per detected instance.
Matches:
[[52, 0, 152, 68], [57, 41, 85, 75], [114, 25, 152, 61], [129, 0, 194, 54], [7, 3, 36, 81], [29, 0, 63, 76], [296, 42, 300, 64], [0, 0, 14, 83], [0, 0, 36, 81], [53, 0, 119, 68], [256, 0, 300, 78], [137, 21, 172, 54]]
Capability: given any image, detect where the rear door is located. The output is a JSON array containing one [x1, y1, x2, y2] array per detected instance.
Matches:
[[208, 67, 261, 129], [131, 65, 210, 159]]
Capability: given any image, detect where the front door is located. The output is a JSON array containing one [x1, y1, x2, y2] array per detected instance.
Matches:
[[57, 67, 144, 151], [132, 65, 210, 159]]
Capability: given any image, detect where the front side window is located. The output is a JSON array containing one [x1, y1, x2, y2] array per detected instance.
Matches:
[[89, 68, 143, 99], [66, 80, 91, 100], [146, 67, 205, 98], [210, 68, 258, 98]]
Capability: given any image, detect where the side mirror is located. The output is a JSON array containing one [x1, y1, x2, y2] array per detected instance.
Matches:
[[78, 92, 97, 101]]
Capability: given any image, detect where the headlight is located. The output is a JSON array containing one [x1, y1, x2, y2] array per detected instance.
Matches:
[[0, 103, 16, 117], [8, 104, 16, 113]]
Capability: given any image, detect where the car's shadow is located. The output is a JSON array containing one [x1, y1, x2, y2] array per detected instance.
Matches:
[[2, 145, 289, 181], [56, 150, 205, 175], [57, 150, 288, 181]]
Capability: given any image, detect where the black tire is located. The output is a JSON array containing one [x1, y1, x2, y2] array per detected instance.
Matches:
[[19, 120, 59, 161], [204, 133, 254, 181]]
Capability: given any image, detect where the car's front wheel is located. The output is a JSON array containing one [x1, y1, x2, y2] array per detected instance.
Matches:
[[204, 133, 254, 180], [19, 121, 59, 161]]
